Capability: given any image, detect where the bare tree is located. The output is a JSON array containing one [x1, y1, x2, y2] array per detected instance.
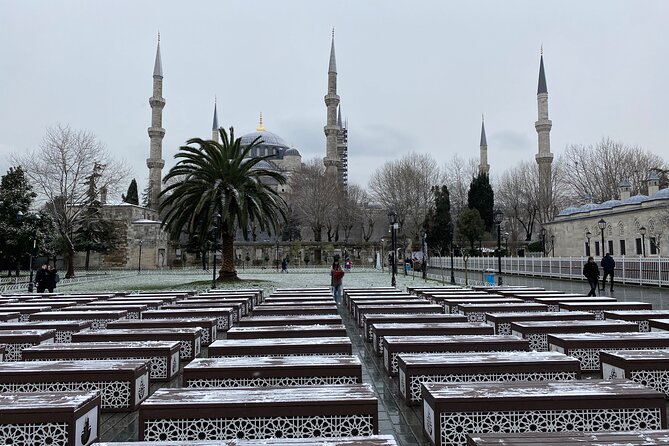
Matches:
[[338, 184, 365, 243], [288, 158, 337, 262], [443, 154, 478, 219], [369, 152, 442, 252], [562, 138, 668, 203], [14, 124, 130, 277]]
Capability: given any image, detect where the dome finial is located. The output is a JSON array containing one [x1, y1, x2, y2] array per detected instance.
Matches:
[[256, 112, 266, 131], [540, 44, 543, 55]]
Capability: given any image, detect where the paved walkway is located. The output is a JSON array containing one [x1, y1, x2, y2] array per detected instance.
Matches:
[[99, 274, 667, 444]]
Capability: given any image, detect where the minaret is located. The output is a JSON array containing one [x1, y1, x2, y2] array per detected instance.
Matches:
[[535, 48, 554, 218], [146, 34, 165, 210], [336, 105, 348, 187], [323, 29, 340, 180], [212, 98, 219, 142], [479, 115, 489, 176]]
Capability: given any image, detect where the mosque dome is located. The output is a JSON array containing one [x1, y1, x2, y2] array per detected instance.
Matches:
[[557, 207, 579, 216], [623, 194, 648, 205], [574, 202, 599, 214], [649, 188, 669, 200], [597, 199, 622, 210], [239, 113, 292, 159], [284, 148, 301, 157]]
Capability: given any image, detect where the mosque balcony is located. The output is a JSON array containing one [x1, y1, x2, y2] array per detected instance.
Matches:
[[146, 158, 165, 169], [534, 120, 553, 132], [148, 127, 166, 138], [324, 94, 340, 106], [149, 97, 166, 108]]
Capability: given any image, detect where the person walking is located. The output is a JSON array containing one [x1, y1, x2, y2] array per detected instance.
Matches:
[[601, 253, 615, 292], [34, 263, 49, 293], [330, 259, 345, 305], [46, 265, 59, 293], [583, 256, 600, 297], [281, 257, 288, 273]]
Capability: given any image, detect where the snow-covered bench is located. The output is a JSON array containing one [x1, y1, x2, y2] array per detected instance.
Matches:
[[441, 298, 523, 315], [169, 301, 243, 322], [363, 314, 467, 341], [209, 337, 352, 358], [0, 329, 55, 361], [557, 301, 653, 320], [357, 304, 443, 328], [398, 351, 580, 404], [0, 391, 101, 446], [466, 427, 669, 445], [510, 319, 638, 351], [139, 385, 379, 441], [143, 308, 233, 332], [226, 324, 347, 340], [22, 340, 180, 381], [370, 322, 494, 355], [604, 310, 669, 332], [71, 327, 201, 361], [549, 332, 669, 371], [0, 320, 92, 343], [422, 380, 666, 446], [531, 296, 616, 312], [484, 310, 595, 335], [96, 436, 398, 445], [349, 296, 416, 318], [457, 302, 548, 323], [252, 304, 338, 317], [30, 310, 128, 330], [184, 355, 362, 388], [0, 359, 150, 411], [238, 314, 342, 327], [601, 350, 669, 396], [178, 297, 252, 315], [382, 334, 530, 376], [2, 305, 53, 321], [106, 317, 217, 345]]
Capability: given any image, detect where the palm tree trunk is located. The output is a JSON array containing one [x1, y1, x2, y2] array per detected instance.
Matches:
[[217, 232, 238, 281]]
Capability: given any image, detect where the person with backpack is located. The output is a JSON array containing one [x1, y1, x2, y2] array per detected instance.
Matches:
[[46, 265, 59, 293], [34, 263, 49, 293], [583, 256, 600, 297], [601, 253, 615, 292]]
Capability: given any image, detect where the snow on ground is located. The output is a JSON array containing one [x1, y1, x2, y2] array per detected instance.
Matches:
[[59, 267, 444, 294]]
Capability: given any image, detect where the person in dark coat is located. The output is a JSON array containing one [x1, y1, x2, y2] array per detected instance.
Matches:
[[46, 265, 59, 293], [330, 260, 345, 305], [583, 256, 600, 297], [601, 253, 615, 292], [34, 263, 49, 293]]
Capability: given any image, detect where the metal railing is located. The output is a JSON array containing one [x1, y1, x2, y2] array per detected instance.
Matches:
[[430, 256, 669, 287]]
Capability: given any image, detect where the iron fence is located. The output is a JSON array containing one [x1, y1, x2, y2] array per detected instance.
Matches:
[[430, 256, 669, 287]]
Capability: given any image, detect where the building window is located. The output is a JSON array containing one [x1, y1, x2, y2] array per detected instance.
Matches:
[[584, 242, 590, 256], [620, 240, 626, 256], [650, 237, 657, 255], [635, 238, 643, 255], [595, 241, 600, 257], [607, 240, 614, 256]]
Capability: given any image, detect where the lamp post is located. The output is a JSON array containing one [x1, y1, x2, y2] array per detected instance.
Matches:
[[493, 209, 504, 286], [17, 211, 40, 292], [585, 231, 592, 256], [449, 221, 455, 284], [598, 218, 606, 258], [540, 227, 546, 256], [388, 211, 398, 287], [275, 240, 280, 272], [550, 234, 555, 257], [639, 226, 647, 257], [420, 228, 427, 280], [503, 232, 509, 253], [211, 213, 221, 289]]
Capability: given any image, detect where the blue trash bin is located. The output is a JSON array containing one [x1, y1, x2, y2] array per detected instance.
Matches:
[[483, 269, 495, 286]]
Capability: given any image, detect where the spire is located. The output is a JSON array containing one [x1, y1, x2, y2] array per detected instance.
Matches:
[[153, 33, 163, 78], [328, 28, 337, 73], [256, 112, 266, 131], [337, 105, 342, 127], [537, 51, 547, 94], [480, 114, 487, 146], [212, 98, 218, 131]]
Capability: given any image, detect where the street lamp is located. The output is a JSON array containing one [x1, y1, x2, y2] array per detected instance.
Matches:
[[420, 228, 427, 280], [585, 231, 592, 256], [493, 209, 504, 286], [503, 232, 509, 253], [211, 213, 221, 289], [388, 210, 398, 287], [449, 221, 456, 284], [275, 240, 280, 272], [550, 234, 555, 257], [540, 227, 547, 256], [598, 218, 606, 258], [639, 226, 647, 257], [17, 211, 40, 292]]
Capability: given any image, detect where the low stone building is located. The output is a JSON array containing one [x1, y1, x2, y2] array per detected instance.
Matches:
[[544, 176, 669, 258]]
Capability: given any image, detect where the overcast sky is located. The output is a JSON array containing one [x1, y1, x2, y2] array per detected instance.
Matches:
[[1, 0, 667, 194]]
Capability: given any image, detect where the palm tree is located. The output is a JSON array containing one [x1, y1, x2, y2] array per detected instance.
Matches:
[[160, 127, 287, 281]]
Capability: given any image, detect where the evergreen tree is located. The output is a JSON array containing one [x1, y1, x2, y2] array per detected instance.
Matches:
[[423, 185, 453, 255], [457, 208, 485, 252], [122, 179, 139, 205], [467, 173, 495, 231], [0, 167, 38, 274], [141, 180, 153, 209], [73, 163, 122, 270]]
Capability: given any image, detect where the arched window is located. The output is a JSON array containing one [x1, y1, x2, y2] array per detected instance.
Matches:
[[617, 221, 624, 236]]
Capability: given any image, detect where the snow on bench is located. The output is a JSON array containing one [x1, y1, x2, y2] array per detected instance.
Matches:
[[485, 310, 596, 335], [209, 337, 353, 358], [226, 324, 347, 340], [370, 322, 494, 355], [106, 317, 217, 346], [510, 319, 638, 351]]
